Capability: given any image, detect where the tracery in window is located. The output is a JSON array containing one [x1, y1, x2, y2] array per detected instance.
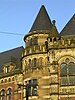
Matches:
[[29, 59, 31, 67], [60, 59, 75, 85]]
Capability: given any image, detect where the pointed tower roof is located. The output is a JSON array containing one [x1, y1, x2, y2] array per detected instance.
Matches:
[[60, 14, 75, 36], [49, 20, 59, 37], [29, 5, 52, 32]]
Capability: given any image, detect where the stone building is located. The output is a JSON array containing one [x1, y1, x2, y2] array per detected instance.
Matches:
[[46, 13, 75, 100], [0, 5, 75, 100], [0, 46, 24, 100]]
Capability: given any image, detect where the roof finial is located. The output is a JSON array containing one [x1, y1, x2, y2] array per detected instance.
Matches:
[[52, 20, 56, 25], [42, 3, 44, 6]]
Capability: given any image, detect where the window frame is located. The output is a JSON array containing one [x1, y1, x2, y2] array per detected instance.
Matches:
[[7, 88, 12, 100], [0, 89, 5, 100], [60, 60, 75, 86]]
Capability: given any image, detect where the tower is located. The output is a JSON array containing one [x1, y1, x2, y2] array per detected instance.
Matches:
[[47, 20, 59, 100], [22, 5, 52, 100]]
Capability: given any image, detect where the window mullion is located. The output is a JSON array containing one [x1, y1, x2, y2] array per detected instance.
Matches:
[[67, 64, 70, 85]]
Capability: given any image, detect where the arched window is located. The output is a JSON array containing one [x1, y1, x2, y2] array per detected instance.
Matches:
[[33, 58, 37, 67], [0, 89, 5, 100], [12, 77, 14, 81], [60, 59, 75, 85], [39, 57, 43, 67], [26, 40, 29, 47], [7, 88, 12, 100], [34, 37, 38, 45], [6, 66, 10, 73], [60, 63, 67, 76], [8, 78, 11, 82], [45, 57, 48, 65], [50, 38, 52, 42], [54, 37, 56, 41], [24, 60, 27, 66], [68, 62, 75, 75], [29, 59, 31, 67]]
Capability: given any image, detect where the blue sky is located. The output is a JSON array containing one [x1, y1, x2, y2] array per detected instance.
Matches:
[[0, 0, 75, 52]]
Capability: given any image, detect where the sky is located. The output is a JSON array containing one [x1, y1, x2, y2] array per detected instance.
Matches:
[[0, 0, 75, 52]]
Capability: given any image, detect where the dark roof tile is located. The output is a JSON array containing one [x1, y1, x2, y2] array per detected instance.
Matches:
[[29, 5, 52, 32], [60, 14, 75, 37], [0, 46, 24, 73]]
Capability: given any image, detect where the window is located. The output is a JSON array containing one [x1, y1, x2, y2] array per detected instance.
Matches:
[[29, 59, 31, 67], [33, 58, 37, 67], [5, 79, 7, 82], [30, 38, 33, 46], [18, 86, 21, 91], [68, 62, 75, 75], [7, 88, 12, 100], [50, 38, 52, 42], [60, 63, 67, 76], [1, 89, 5, 100], [1, 80, 3, 83], [5, 66, 10, 73], [39, 57, 43, 66], [54, 37, 56, 41], [34, 37, 38, 45], [32, 86, 37, 96], [60, 58, 75, 85], [29, 37, 38, 46], [8, 78, 11, 82], [45, 57, 48, 65], [12, 77, 14, 81], [27, 79, 37, 96]]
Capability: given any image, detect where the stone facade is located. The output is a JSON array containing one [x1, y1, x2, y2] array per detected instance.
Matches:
[[0, 5, 75, 100]]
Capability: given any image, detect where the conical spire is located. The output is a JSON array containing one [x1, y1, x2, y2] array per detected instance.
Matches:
[[29, 5, 52, 32]]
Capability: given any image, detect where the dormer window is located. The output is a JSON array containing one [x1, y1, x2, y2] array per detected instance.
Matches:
[[3, 65, 10, 73], [3, 63, 16, 73], [6, 66, 10, 73]]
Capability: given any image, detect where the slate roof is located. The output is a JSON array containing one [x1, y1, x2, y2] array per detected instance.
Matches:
[[49, 20, 59, 37], [29, 5, 52, 32], [60, 14, 75, 37], [0, 46, 24, 73]]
